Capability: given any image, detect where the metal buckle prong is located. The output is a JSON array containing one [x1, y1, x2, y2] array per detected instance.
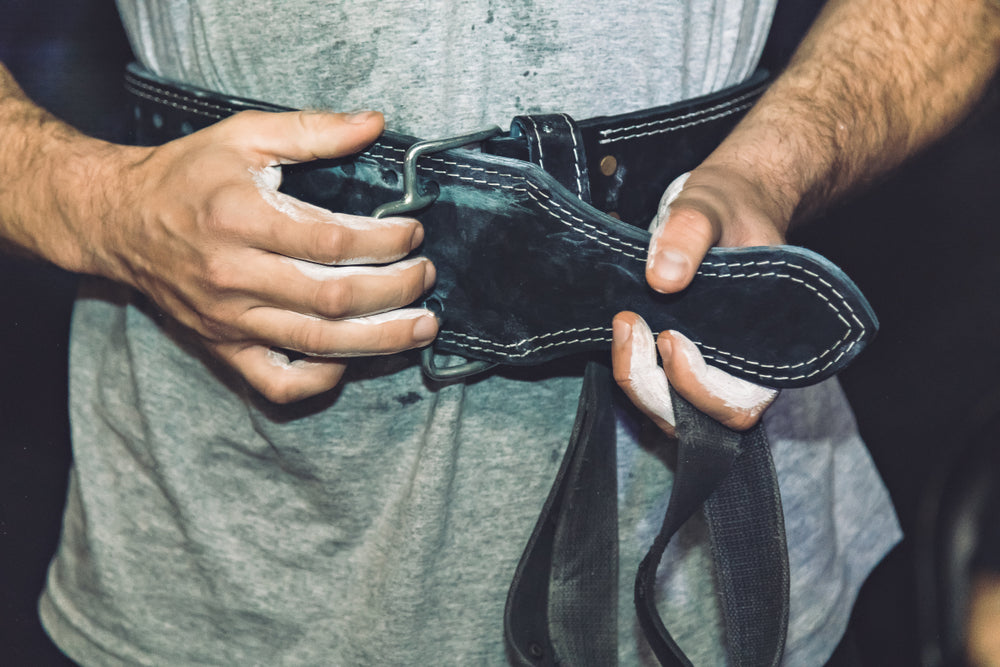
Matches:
[[372, 125, 503, 219], [370, 126, 503, 381]]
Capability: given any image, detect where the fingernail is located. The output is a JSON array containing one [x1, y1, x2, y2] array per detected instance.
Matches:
[[422, 260, 437, 292], [345, 110, 377, 124], [413, 313, 438, 343], [410, 223, 425, 249], [612, 318, 631, 344], [649, 250, 689, 285]]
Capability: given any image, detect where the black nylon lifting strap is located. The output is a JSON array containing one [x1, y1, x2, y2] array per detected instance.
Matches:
[[506, 371, 789, 666], [634, 388, 788, 666], [505, 361, 619, 666]]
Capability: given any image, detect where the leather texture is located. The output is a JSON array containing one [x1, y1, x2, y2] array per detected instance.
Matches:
[[125, 64, 877, 389]]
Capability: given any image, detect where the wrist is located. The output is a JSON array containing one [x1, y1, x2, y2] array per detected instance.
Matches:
[[31, 120, 152, 280], [53, 138, 153, 280], [0, 65, 152, 280]]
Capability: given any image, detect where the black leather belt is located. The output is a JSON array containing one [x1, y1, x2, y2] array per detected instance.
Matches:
[[124, 63, 877, 388]]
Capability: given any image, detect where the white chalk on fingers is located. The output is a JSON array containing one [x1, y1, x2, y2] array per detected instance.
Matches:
[[649, 171, 691, 234], [276, 308, 436, 359], [669, 330, 777, 417], [626, 316, 675, 427], [250, 165, 411, 231], [265, 347, 328, 370], [283, 256, 425, 280], [341, 308, 433, 325]]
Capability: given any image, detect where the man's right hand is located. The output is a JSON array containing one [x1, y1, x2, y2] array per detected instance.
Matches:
[[85, 110, 437, 403]]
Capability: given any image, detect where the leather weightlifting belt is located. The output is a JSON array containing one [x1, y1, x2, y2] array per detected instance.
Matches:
[[125, 63, 877, 666]]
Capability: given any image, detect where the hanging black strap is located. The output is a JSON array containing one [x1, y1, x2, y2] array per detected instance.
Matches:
[[634, 388, 789, 666], [507, 376, 789, 666], [505, 360, 619, 666]]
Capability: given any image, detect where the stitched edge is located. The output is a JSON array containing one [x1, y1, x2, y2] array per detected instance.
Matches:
[[126, 74, 229, 119], [434, 265, 862, 382], [126, 74, 866, 382], [597, 102, 757, 145], [523, 118, 544, 172], [559, 113, 586, 199], [596, 84, 766, 144]]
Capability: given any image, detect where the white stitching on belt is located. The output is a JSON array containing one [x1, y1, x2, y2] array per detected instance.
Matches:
[[598, 102, 756, 145], [527, 119, 547, 174], [125, 75, 234, 117], [560, 113, 586, 199], [597, 85, 766, 142], [124, 82, 226, 120]]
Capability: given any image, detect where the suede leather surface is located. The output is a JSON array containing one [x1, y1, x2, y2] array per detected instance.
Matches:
[[125, 64, 877, 390]]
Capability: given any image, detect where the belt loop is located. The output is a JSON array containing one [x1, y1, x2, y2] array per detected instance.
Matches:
[[510, 113, 592, 204]]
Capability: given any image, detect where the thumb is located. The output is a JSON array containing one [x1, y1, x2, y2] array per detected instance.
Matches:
[[646, 173, 719, 294], [224, 109, 385, 166]]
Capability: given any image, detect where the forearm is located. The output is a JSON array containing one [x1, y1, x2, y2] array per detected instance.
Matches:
[[0, 62, 146, 276], [702, 0, 1000, 227]]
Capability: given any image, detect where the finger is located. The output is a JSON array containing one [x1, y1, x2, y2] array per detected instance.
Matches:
[[236, 307, 439, 357], [225, 255, 435, 321], [611, 311, 676, 436], [244, 165, 424, 265], [646, 175, 718, 294], [657, 330, 777, 431], [221, 109, 386, 165], [213, 342, 349, 404]]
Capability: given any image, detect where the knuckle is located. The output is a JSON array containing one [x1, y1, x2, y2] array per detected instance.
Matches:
[[293, 324, 332, 355], [289, 111, 324, 161], [369, 324, 405, 352], [195, 310, 237, 342], [611, 360, 633, 387], [202, 255, 240, 293], [292, 109, 319, 132], [202, 187, 243, 236], [259, 378, 301, 405], [724, 412, 759, 432], [314, 280, 353, 318], [402, 261, 431, 300], [313, 224, 348, 263]]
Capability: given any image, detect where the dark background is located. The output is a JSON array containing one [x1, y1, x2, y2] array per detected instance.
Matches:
[[3, 1, 1000, 664]]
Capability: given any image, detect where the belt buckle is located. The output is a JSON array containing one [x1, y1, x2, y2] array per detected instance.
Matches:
[[372, 125, 502, 218], [371, 126, 504, 381]]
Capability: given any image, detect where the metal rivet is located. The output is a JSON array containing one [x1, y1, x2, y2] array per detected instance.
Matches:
[[608, 211, 620, 219], [599, 155, 618, 176]]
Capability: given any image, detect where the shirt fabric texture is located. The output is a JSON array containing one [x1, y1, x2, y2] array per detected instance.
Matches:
[[40, 1, 902, 665]]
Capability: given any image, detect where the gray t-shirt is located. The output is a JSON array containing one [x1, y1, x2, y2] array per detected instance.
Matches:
[[40, 2, 901, 665]]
